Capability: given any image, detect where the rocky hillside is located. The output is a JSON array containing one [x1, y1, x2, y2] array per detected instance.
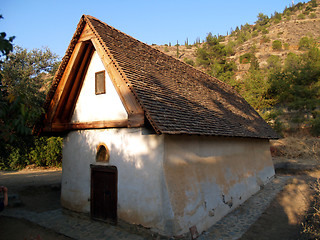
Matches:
[[152, 0, 320, 80]]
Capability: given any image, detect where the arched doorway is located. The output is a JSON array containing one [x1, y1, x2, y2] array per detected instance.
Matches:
[[91, 144, 117, 221]]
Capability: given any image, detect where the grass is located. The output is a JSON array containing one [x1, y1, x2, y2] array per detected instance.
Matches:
[[271, 137, 320, 161]]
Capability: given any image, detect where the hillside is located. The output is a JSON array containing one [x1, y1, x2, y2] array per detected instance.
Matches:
[[152, 0, 320, 80]]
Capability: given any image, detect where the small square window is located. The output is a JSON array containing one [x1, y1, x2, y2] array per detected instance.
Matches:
[[95, 71, 106, 95]]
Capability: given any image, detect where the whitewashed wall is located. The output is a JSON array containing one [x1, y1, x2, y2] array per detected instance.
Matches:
[[71, 51, 127, 123], [163, 135, 275, 236], [61, 128, 173, 234]]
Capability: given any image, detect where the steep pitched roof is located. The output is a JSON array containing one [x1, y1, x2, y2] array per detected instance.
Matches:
[[40, 15, 279, 139]]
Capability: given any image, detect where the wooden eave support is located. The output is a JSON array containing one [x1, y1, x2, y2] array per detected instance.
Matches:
[[90, 34, 145, 128], [46, 120, 129, 132], [42, 22, 144, 133]]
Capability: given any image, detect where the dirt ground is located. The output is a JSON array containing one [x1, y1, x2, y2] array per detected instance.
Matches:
[[0, 164, 319, 240], [0, 169, 72, 240]]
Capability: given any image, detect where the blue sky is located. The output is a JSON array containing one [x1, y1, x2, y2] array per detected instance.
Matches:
[[2, 0, 302, 58]]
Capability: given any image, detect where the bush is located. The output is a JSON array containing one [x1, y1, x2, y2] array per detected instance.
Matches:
[[310, 116, 320, 136], [29, 137, 63, 167], [260, 35, 270, 44], [240, 53, 252, 64], [311, 0, 318, 7], [183, 58, 195, 66], [272, 40, 282, 51], [298, 13, 306, 19], [252, 31, 259, 38], [274, 19, 281, 24], [299, 36, 315, 50], [0, 136, 63, 170], [283, 43, 290, 50], [310, 13, 317, 19]]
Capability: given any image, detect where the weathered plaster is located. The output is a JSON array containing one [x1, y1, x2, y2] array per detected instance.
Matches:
[[61, 128, 174, 234], [163, 135, 275, 236], [71, 51, 127, 123]]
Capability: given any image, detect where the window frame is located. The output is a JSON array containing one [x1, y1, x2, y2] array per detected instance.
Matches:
[[95, 70, 106, 95]]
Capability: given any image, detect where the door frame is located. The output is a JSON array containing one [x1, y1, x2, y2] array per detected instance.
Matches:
[[90, 164, 118, 222]]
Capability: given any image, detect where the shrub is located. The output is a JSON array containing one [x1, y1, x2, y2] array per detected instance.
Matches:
[[272, 40, 282, 51], [252, 31, 258, 38], [283, 43, 290, 50], [29, 137, 63, 167], [299, 36, 315, 50], [274, 19, 281, 24], [0, 136, 63, 170], [260, 35, 270, 43], [310, 13, 317, 19], [298, 13, 306, 19], [310, 116, 320, 136], [240, 53, 252, 64], [267, 55, 282, 70], [183, 58, 195, 66]]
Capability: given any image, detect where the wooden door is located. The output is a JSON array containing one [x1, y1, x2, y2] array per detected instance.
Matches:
[[91, 165, 117, 221]]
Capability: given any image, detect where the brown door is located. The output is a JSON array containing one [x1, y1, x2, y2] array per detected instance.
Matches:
[[91, 165, 117, 221]]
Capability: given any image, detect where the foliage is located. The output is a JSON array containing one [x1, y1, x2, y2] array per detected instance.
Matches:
[[267, 47, 320, 135], [1, 47, 59, 138], [272, 40, 282, 51], [29, 137, 63, 167], [299, 36, 316, 50], [183, 58, 195, 66], [297, 13, 306, 19], [0, 16, 15, 60], [240, 53, 251, 64], [310, 116, 320, 136], [0, 136, 63, 170], [196, 32, 237, 82], [283, 43, 290, 50], [310, 12, 317, 19], [261, 35, 270, 43], [241, 70, 274, 110], [267, 55, 282, 71], [255, 13, 269, 26], [0, 42, 61, 169]]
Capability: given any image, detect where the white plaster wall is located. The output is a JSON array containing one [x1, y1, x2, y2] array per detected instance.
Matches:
[[163, 135, 275, 236], [61, 128, 174, 234], [71, 51, 128, 123]]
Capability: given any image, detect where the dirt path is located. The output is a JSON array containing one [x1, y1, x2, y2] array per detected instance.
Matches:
[[0, 167, 319, 239], [0, 168, 72, 240], [240, 171, 318, 240]]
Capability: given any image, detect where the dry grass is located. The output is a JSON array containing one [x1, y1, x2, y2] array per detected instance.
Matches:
[[271, 137, 320, 161], [302, 179, 320, 239]]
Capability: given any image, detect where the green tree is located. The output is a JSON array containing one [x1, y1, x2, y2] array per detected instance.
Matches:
[[241, 70, 274, 110], [269, 47, 320, 114], [256, 13, 269, 26], [0, 16, 14, 60], [196, 32, 236, 82], [1, 46, 59, 129], [0, 46, 61, 169]]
